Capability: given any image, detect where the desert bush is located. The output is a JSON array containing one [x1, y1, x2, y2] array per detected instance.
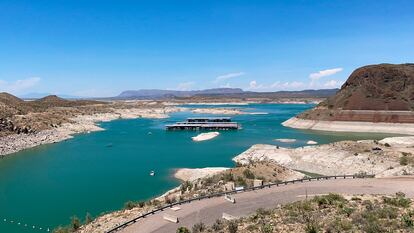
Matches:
[[383, 192, 411, 208], [228, 221, 238, 233], [212, 219, 223, 231], [123, 201, 137, 210], [180, 181, 193, 193], [243, 169, 255, 179], [400, 155, 409, 165], [260, 223, 273, 233], [192, 222, 206, 233], [70, 216, 81, 231], [222, 173, 234, 182], [176, 226, 190, 233], [402, 213, 414, 228]]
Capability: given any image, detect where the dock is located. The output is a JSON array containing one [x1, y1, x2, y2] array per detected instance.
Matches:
[[166, 117, 241, 130]]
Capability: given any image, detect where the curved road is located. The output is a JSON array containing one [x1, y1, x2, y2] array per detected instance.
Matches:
[[120, 177, 414, 233]]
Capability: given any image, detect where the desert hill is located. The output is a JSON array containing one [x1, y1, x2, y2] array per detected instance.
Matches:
[[0, 93, 106, 136], [323, 63, 414, 111], [296, 63, 414, 123]]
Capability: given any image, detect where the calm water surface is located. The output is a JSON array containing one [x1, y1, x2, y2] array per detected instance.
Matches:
[[0, 104, 395, 232]]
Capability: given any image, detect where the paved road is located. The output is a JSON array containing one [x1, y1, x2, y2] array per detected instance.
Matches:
[[120, 177, 414, 233]]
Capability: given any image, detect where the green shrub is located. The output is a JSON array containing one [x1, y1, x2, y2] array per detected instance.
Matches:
[[260, 223, 273, 233], [327, 218, 352, 232], [235, 176, 247, 187], [180, 181, 193, 193], [243, 169, 255, 179], [341, 207, 355, 217], [305, 221, 320, 233], [402, 213, 414, 228], [176, 226, 190, 233], [400, 155, 409, 165], [222, 173, 234, 182], [256, 208, 272, 216], [383, 193, 411, 208], [313, 193, 346, 207], [124, 201, 137, 210]]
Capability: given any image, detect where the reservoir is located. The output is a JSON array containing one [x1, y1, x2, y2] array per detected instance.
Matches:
[[0, 104, 393, 232]]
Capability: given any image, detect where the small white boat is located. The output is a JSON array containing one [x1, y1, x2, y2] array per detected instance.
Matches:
[[150, 171, 155, 176]]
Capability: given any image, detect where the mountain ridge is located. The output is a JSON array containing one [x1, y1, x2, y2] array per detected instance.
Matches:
[[116, 88, 338, 99]]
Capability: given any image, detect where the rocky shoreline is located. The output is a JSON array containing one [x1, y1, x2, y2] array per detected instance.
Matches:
[[282, 116, 414, 135], [233, 136, 414, 177], [0, 106, 183, 157]]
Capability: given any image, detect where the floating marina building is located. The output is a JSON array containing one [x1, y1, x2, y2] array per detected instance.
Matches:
[[166, 117, 241, 130]]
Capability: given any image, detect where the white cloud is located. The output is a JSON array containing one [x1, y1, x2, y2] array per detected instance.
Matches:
[[249, 80, 257, 89], [214, 72, 245, 83], [271, 81, 305, 89], [177, 81, 195, 91], [309, 68, 343, 80], [0, 77, 41, 94], [247, 78, 342, 92], [323, 79, 341, 88]]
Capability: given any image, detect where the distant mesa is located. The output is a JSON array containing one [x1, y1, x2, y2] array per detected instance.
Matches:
[[117, 88, 245, 99], [115, 88, 339, 100]]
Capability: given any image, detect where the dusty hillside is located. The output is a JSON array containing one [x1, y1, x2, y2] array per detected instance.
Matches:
[[298, 64, 414, 123], [0, 93, 107, 136], [325, 63, 414, 111]]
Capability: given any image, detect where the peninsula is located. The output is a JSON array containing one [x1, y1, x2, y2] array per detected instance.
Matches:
[[283, 63, 414, 135]]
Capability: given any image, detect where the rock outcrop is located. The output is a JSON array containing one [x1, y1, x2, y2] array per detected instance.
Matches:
[[299, 64, 414, 121]]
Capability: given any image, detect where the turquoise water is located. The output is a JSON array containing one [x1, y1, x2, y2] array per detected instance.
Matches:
[[0, 104, 395, 232]]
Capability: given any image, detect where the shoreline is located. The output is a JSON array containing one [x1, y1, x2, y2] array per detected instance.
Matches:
[[79, 134, 414, 232], [233, 136, 414, 177], [0, 106, 184, 157], [282, 117, 414, 135], [174, 167, 230, 181]]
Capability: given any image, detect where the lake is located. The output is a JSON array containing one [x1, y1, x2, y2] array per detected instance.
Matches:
[[0, 104, 393, 232]]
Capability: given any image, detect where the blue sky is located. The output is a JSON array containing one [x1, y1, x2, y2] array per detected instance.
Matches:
[[0, 0, 413, 97]]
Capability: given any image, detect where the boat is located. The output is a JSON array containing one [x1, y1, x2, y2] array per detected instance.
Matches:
[[150, 171, 155, 176]]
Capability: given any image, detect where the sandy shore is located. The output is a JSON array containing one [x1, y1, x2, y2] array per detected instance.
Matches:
[[174, 167, 230, 182], [0, 106, 183, 156], [192, 132, 220, 142], [233, 136, 414, 177], [282, 117, 414, 135]]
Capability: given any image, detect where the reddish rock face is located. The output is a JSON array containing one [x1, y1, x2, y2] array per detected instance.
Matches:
[[297, 64, 414, 123], [326, 63, 414, 111]]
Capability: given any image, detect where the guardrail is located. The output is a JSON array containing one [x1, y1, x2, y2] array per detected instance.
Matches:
[[106, 174, 374, 232]]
